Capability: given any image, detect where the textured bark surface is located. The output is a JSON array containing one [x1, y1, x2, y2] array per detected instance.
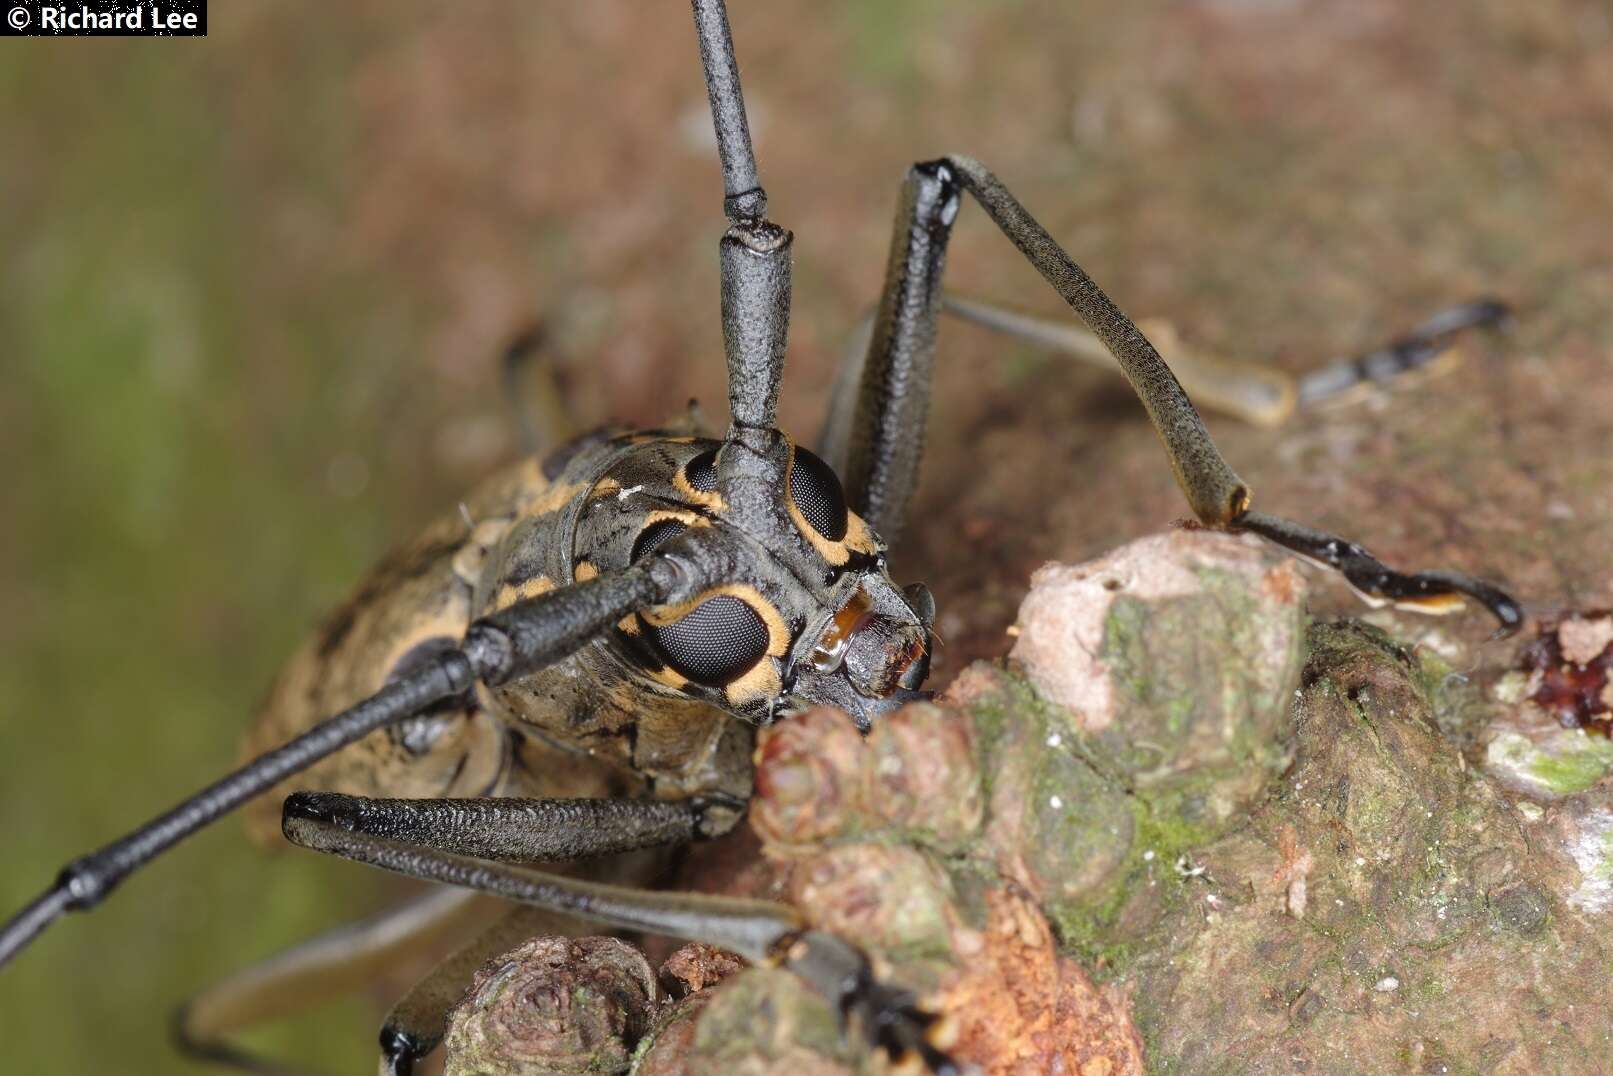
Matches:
[[446, 531, 1613, 1074], [1125, 620, 1613, 1073], [443, 936, 657, 1076]]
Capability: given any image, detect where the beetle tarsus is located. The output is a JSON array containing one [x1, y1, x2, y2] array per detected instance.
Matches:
[[777, 929, 968, 1075], [1296, 296, 1515, 406], [1235, 509, 1524, 635], [378, 1025, 428, 1076]]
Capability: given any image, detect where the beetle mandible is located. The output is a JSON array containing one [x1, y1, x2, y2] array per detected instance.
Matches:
[[0, 2, 1523, 1073]]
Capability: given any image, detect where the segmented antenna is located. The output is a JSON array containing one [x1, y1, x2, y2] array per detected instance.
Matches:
[[690, 0, 794, 435], [691, 0, 766, 222]]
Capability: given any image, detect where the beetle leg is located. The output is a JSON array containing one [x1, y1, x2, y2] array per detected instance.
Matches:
[[826, 292, 1506, 457], [936, 294, 1298, 427], [273, 793, 729, 1073], [279, 790, 718, 861], [817, 160, 958, 543], [932, 294, 1510, 428], [172, 888, 491, 1075], [277, 793, 783, 950], [822, 154, 1251, 535], [1235, 510, 1524, 635], [822, 154, 1520, 632], [1295, 297, 1512, 408], [282, 796, 963, 1074], [175, 789, 725, 1074]]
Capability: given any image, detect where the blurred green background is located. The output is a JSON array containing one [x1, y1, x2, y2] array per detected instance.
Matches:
[[2, 0, 1610, 1071]]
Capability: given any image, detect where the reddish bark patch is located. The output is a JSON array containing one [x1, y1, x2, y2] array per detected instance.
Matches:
[[660, 942, 746, 997], [1521, 611, 1613, 734]]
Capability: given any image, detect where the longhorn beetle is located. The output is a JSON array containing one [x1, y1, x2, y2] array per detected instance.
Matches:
[[0, 2, 1523, 1073]]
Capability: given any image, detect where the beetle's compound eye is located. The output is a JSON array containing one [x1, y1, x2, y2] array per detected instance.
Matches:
[[789, 446, 848, 542], [650, 595, 770, 686], [685, 448, 718, 493], [631, 518, 771, 686], [632, 519, 688, 562]]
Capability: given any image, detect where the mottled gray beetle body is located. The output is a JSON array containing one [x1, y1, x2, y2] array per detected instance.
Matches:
[[243, 424, 929, 847]]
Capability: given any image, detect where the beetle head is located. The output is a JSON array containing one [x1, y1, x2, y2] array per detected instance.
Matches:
[[577, 428, 931, 729]]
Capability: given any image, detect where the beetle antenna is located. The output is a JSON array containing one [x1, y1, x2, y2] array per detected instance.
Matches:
[[690, 0, 794, 438], [0, 564, 688, 970], [691, 0, 765, 223], [0, 654, 477, 969]]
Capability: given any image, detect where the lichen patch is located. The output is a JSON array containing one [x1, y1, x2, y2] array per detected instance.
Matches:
[[1563, 808, 1613, 915]]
